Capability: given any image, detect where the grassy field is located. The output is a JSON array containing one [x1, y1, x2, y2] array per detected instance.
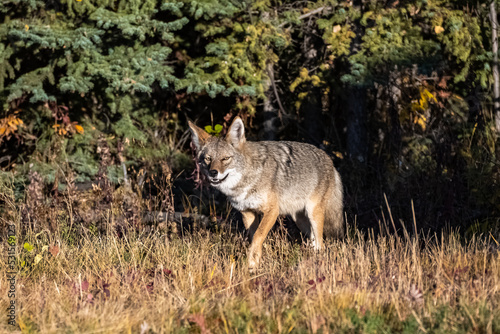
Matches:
[[1, 209, 499, 334]]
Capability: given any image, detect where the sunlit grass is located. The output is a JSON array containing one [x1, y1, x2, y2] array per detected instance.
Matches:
[[1, 215, 499, 333]]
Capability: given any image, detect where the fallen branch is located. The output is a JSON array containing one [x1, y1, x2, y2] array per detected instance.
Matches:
[[142, 211, 211, 228]]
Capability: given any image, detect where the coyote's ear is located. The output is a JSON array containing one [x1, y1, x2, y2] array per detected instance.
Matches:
[[188, 120, 210, 151], [226, 116, 246, 148]]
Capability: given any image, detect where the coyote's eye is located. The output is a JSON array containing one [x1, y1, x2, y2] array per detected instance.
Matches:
[[221, 156, 231, 163], [204, 156, 211, 164]]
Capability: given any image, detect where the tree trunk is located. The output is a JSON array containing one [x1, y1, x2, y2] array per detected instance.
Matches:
[[262, 62, 279, 141], [345, 0, 368, 162], [346, 86, 368, 162], [388, 70, 402, 158], [300, 31, 324, 146], [490, 1, 500, 135], [301, 87, 323, 145]]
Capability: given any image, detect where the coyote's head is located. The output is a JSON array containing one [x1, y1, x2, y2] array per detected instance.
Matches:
[[188, 117, 246, 189]]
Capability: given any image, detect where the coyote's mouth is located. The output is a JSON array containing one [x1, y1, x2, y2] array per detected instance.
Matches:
[[209, 173, 229, 185]]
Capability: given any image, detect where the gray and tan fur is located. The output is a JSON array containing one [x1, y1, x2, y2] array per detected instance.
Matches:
[[188, 117, 343, 270]]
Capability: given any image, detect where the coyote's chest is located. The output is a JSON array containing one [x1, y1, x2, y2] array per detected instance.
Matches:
[[227, 187, 264, 212], [216, 176, 264, 212]]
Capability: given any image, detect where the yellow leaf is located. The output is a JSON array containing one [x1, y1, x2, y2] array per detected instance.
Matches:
[[18, 316, 27, 331], [25, 24, 29, 31], [299, 67, 309, 79], [415, 114, 427, 130], [423, 89, 436, 102], [7, 121, 17, 131], [332, 151, 344, 159], [311, 75, 322, 86], [434, 26, 445, 34], [210, 263, 217, 279], [74, 124, 84, 134], [419, 98, 428, 110], [333, 25, 341, 34]]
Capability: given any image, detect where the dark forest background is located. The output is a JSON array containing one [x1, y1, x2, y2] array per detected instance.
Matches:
[[1, 0, 499, 236]]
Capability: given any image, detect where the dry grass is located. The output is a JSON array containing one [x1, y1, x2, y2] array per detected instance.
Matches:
[[1, 213, 499, 333]]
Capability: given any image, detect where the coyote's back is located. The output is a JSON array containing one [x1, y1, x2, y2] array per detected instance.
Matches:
[[189, 117, 343, 270], [237, 140, 344, 238]]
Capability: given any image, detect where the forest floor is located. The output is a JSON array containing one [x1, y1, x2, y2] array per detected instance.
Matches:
[[1, 210, 499, 333]]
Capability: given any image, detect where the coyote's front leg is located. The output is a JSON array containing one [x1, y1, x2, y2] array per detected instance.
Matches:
[[247, 204, 279, 271], [241, 210, 260, 240]]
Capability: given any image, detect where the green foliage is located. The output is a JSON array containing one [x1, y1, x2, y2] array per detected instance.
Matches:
[[204, 124, 223, 136], [0, 0, 290, 185], [23, 242, 34, 252], [177, 0, 288, 109]]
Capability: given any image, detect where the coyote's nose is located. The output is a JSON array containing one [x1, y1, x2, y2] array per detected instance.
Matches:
[[208, 169, 218, 178]]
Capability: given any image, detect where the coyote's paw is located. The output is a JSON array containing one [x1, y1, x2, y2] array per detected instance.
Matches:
[[307, 235, 323, 251], [248, 263, 257, 274], [248, 250, 261, 273]]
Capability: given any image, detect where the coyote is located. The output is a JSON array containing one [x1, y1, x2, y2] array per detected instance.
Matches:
[[188, 117, 344, 270]]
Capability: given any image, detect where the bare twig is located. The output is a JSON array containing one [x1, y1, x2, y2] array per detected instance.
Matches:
[[267, 62, 287, 120], [278, 6, 331, 27]]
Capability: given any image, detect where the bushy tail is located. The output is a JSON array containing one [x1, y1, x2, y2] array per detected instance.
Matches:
[[323, 169, 344, 239]]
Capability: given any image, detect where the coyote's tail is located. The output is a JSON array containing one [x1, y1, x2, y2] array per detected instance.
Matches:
[[323, 169, 344, 239]]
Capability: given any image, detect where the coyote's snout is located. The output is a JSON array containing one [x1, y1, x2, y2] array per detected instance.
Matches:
[[189, 117, 344, 270]]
